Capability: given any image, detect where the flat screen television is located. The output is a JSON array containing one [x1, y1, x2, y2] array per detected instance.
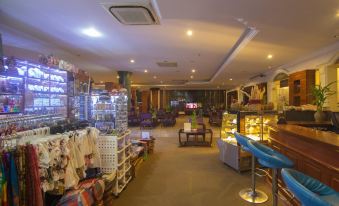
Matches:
[[186, 103, 198, 109]]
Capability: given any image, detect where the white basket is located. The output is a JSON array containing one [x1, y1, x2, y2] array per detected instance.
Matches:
[[97, 136, 117, 174]]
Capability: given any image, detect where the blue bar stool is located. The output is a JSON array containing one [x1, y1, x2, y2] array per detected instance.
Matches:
[[281, 168, 339, 206], [247, 140, 294, 206], [234, 133, 268, 203]]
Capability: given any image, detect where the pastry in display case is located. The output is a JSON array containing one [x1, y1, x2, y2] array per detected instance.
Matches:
[[220, 112, 238, 145], [218, 111, 278, 172], [244, 113, 278, 141]]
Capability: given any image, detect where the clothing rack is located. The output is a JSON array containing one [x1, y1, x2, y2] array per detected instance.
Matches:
[[0, 114, 65, 137]]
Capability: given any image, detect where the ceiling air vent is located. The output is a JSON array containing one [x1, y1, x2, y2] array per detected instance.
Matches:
[[171, 80, 187, 84], [102, 0, 161, 25], [157, 61, 178, 67]]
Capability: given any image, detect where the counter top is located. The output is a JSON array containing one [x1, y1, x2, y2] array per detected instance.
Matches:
[[268, 122, 339, 148]]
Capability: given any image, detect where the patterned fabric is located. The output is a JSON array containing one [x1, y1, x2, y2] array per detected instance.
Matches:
[[78, 178, 105, 202], [57, 188, 94, 206], [26, 145, 43, 206]]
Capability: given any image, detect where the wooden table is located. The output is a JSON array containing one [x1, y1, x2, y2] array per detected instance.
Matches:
[[178, 129, 213, 147]]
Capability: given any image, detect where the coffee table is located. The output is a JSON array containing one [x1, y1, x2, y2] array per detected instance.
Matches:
[[178, 128, 213, 147]]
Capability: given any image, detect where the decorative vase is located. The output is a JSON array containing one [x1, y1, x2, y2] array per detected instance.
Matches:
[[314, 110, 326, 122]]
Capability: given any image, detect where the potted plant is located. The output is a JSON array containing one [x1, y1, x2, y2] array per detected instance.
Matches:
[[191, 110, 198, 131], [312, 81, 336, 122]]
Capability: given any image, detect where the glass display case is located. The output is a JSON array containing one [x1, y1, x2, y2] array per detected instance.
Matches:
[[218, 111, 277, 171], [220, 112, 237, 144], [92, 90, 128, 134], [93, 92, 115, 134], [24, 63, 68, 116], [0, 75, 24, 114], [2, 57, 68, 117], [244, 113, 278, 141]]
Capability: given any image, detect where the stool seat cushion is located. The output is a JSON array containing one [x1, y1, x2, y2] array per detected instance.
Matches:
[[247, 141, 294, 169], [282, 169, 339, 206], [234, 132, 250, 152]]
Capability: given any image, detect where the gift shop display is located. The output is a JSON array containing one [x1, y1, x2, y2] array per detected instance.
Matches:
[[0, 75, 24, 114], [1, 57, 68, 117]]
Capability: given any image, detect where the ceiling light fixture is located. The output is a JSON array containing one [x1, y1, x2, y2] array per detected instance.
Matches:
[[153, 75, 157, 79], [190, 75, 194, 79], [267, 54, 273, 59], [186, 30, 193, 36], [229, 78, 233, 81], [116, 75, 120, 79], [82, 27, 102, 37], [144, 69, 148, 73], [130, 59, 135, 63], [191, 69, 196, 73]]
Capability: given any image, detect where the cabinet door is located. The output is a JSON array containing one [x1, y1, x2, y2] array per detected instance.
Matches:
[[300, 160, 322, 180]]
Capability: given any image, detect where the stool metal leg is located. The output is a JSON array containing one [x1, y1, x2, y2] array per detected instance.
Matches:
[[239, 155, 268, 203], [272, 168, 278, 206]]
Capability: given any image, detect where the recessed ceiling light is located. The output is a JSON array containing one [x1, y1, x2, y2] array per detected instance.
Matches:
[[100, 81, 104, 83], [144, 69, 148, 73], [82, 27, 102, 37], [130, 59, 135, 63], [116, 75, 120, 79], [191, 69, 196, 73], [153, 75, 157, 79], [186, 30, 193, 36], [267, 54, 273, 59], [190, 75, 194, 79], [229, 78, 233, 81]]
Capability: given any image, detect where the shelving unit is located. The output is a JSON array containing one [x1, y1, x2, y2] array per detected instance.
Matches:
[[98, 130, 132, 195], [94, 89, 131, 196], [0, 75, 24, 114]]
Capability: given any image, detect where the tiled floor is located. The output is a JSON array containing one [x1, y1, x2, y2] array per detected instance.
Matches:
[[113, 116, 281, 206]]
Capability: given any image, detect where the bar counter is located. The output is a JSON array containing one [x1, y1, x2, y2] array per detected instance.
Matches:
[[268, 122, 339, 192]]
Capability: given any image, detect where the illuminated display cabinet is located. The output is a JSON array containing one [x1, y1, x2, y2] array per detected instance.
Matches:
[[218, 111, 278, 171]]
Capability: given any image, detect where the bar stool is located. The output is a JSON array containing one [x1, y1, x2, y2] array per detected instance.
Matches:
[[234, 133, 268, 203], [281, 168, 339, 206], [247, 140, 294, 206]]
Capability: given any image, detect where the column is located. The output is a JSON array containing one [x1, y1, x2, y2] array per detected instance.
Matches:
[[118, 71, 132, 110]]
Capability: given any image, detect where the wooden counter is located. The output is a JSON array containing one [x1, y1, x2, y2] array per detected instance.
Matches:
[[268, 122, 339, 192]]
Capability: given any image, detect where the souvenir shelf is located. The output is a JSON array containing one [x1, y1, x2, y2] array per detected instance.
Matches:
[[0, 75, 24, 114], [93, 92, 115, 133], [218, 111, 278, 171], [1, 57, 68, 116]]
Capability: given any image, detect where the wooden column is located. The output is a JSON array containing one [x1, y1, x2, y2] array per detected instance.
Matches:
[[150, 88, 160, 109], [141, 91, 150, 113]]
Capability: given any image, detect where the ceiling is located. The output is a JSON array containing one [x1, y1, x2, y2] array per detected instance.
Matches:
[[0, 0, 338, 89]]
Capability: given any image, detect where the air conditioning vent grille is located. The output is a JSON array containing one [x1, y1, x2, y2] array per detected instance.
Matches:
[[109, 6, 157, 25], [157, 62, 178, 67]]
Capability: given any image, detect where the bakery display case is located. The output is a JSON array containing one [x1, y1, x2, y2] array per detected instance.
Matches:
[[218, 111, 278, 171]]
